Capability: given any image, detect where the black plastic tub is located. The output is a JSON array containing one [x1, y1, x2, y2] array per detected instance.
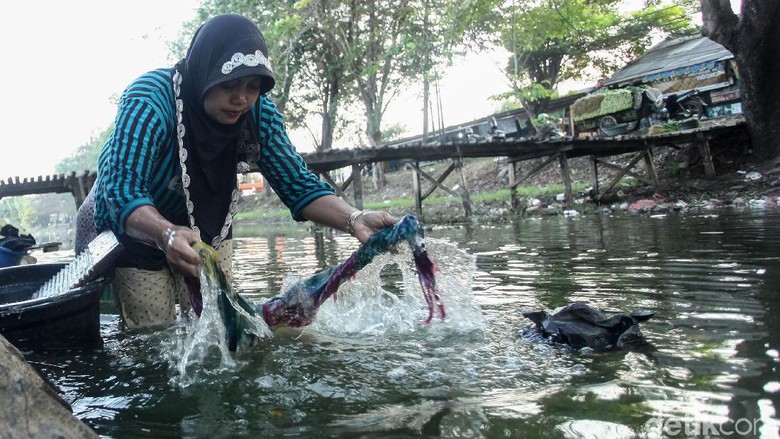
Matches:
[[0, 263, 110, 350]]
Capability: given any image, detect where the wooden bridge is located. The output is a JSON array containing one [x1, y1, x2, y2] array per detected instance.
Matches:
[[0, 171, 96, 208], [303, 117, 747, 216], [0, 116, 748, 218]]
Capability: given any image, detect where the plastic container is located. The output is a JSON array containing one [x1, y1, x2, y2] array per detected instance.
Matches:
[[0, 246, 25, 268], [0, 263, 109, 350]]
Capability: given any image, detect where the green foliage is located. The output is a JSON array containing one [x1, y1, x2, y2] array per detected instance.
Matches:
[[379, 123, 409, 144], [0, 197, 35, 231], [499, 0, 697, 110]]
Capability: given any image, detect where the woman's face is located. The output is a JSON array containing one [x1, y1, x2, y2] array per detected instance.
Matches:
[[203, 76, 264, 124]]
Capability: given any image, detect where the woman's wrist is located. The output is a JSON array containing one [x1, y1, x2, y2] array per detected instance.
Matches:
[[346, 210, 364, 236], [160, 227, 176, 253]]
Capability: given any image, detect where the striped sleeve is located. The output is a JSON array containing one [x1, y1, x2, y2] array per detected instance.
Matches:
[[96, 70, 173, 236], [255, 97, 335, 221]]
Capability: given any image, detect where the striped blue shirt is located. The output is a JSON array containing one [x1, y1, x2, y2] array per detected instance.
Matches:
[[94, 68, 334, 239]]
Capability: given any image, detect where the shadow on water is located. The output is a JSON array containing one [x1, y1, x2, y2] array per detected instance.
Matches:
[[25, 210, 780, 438]]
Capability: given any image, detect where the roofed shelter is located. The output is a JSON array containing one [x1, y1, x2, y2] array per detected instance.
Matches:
[[604, 35, 742, 118]]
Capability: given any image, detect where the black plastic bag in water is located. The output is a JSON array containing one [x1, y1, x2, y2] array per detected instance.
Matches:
[[522, 302, 654, 351]]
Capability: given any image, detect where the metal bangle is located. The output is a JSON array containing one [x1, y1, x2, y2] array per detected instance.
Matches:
[[346, 210, 364, 236], [162, 227, 176, 252]]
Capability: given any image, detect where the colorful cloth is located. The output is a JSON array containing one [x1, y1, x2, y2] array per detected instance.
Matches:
[[189, 214, 445, 351]]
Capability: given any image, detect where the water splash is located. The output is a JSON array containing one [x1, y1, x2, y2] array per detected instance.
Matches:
[[308, 238, 484, 337], [167, 236, 482, 387], [169, 262, 271, 388]]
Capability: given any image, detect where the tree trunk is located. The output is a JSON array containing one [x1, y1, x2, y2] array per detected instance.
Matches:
[[702, 0, 780, 161], [320, 76, 340, 151]]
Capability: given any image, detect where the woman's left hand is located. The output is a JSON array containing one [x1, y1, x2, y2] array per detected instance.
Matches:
[[353, 210, 400, 243]]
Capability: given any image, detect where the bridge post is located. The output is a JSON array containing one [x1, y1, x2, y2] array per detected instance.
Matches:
[[697, 138, 716, 177], [590, 156, 600, 203], [557, 153, 573, 207], [508, 159, 519, 212], [412, 161, 422, 216], [642, 148, 661, 192], [66, 171, 97, 209], [454, 158, 472, 218], [351, 164, 363, 210]]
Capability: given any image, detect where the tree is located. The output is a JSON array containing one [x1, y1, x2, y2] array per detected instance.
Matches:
[[404, 0, 501, 142], [499, 0, 696, 115], [701, 0, 780, 161]]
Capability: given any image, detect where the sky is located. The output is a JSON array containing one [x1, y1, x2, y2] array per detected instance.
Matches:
[[0, 0, 741, 179], [0, 0, 200, 178]]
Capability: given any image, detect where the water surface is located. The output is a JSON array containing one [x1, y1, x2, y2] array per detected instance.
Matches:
[[29, 210, 780, 438]]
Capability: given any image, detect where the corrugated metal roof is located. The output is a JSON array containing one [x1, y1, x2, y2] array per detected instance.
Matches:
[[605, 36, 733, 86]]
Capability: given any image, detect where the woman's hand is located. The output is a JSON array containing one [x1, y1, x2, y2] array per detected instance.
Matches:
[[125, 206, 203, 279], [299, 195, 400, 244], [352, 210, 399, 243], [160, 226, 202, 278]]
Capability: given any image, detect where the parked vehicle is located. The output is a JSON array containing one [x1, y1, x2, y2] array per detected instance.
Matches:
[[572, 86, 708, 137], [571, 87, 663, 136], [661, 89, 707, 121]]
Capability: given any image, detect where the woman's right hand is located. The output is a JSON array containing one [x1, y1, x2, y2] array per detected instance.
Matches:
[[160, 226, 202, 279]]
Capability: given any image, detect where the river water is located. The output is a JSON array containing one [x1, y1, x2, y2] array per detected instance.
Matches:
[[28, 210, 780, 438]]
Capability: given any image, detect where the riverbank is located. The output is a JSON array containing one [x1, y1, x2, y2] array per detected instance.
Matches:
[[236, 138, 780, 228]]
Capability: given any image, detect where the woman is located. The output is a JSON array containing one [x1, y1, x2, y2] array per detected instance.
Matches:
[[84, 14, 397, 329]]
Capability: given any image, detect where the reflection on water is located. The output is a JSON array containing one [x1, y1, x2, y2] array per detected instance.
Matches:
[[26, 211, 780, 438]]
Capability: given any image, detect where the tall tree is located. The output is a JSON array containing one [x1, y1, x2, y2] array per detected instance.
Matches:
[[500, 0, 696, 115], [701, 0, 780, 161], [404, 0, 501, 142], [340, 0, 413, 187]]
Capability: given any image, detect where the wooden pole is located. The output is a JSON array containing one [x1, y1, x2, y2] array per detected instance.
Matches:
[[351, 163, 364, 209], [642, 149, 661, 192], [508, 160, 518, 212], [591, 156, 600, 203], [412, 161, 422, 216], [558, 153, 573, 207], [455, 158, 472, 218], [698, 140, 716, 177]]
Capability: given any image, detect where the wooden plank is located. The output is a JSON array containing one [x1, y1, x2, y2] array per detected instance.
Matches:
[[511, 155, 558, 190], [407, 162, 459, 199], [319, 172, 346, 198], [593, 158, 655, 185]]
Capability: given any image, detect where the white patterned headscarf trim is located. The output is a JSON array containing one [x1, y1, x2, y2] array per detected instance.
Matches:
[[222, 50, 273, 75]]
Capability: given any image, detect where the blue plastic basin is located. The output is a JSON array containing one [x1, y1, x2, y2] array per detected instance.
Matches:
[[0, 246, 25, 268]]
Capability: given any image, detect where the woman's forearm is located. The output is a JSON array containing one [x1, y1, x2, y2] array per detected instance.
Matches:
[[300, 195, 400, 243], [300, 195, 358, 233]]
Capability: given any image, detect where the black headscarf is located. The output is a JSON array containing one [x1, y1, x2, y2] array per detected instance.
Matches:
[[174, 14, 274, 245]]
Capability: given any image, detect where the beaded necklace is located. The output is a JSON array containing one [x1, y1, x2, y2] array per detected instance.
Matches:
[[173, 69, 243, 249]]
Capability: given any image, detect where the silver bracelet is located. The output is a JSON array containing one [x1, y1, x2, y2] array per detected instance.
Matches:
[[346, 210, 364, 236], [162, 227, 176, 252]]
